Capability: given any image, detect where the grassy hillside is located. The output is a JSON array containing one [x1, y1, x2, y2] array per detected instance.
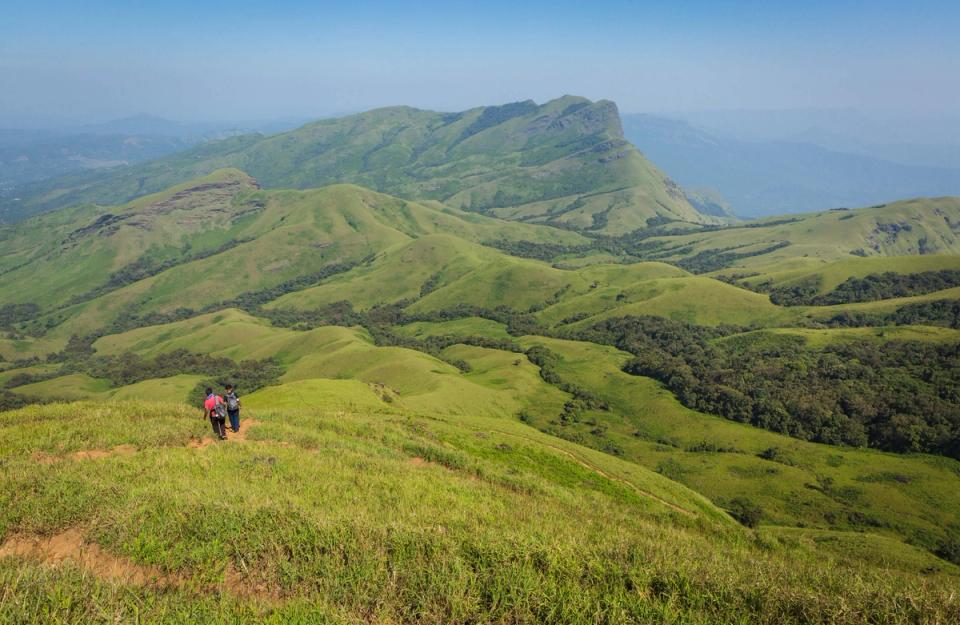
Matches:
[[0, 169, 261, 308], [538, 275, 796, 328], [736, 253, 960, 293], [3, 138, 960, 622], [83, 310, 568, 420], [2, 97, 711, 235], [512, 334, 960, 549], [646, 197, 960, 274], [2, 401, 958, 624], [10, 304, 960, 560], [2, 180, 585, 338]]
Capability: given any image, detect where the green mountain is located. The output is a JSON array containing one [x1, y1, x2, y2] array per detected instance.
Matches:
[[3, 105, 960, 621], [2, 97, 713, 233]]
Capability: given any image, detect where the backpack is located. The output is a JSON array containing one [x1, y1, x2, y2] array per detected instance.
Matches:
[[225, 392, 240, 411], [212, 399, 228, 419]]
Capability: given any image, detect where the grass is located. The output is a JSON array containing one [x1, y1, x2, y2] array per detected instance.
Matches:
[[10, 372, 206, 404], [800, 285, 960, 319], [279, 329, 558, 418], [394, 317, 512, 340], [243, 378, 396, 413], [737, 253, 960, 292], [717, 325, 960, 349], [1, 401, 958, 624], [18, 180, 587, 339], [570, 196, 960, 282], [541, 276, 795, 328], [12, 373, 114, 401], [514, 334, 960, 553], [3, 135, 960, 623]]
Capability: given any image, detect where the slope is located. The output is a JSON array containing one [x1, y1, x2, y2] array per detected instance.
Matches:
[[4, 97, 712, 234], [2, 401, 957, 624], [637, 196, 960, 276], [81, 309, 571, 419], [1, 177, 586, 339]]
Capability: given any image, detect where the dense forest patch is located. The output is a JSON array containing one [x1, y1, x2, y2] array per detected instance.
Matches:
[[573, 316, 960, 458], [770, 270, 960, 306]]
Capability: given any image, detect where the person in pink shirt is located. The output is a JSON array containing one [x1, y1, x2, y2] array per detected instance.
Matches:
[[203, 386, 228, 440]]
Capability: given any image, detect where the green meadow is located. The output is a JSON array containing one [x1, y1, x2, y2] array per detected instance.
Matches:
[[2, 401, 957, 624]]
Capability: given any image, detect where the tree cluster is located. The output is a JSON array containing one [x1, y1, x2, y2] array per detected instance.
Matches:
[[770, 270, 960, 306], [573, 315, 960, 458]]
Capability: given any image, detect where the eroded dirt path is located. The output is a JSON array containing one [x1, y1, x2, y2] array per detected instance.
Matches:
[[189, 417, 261, 448], [31, 417, 265, 461], [0, 529, 174, 586], [0, 528, 280, 599]]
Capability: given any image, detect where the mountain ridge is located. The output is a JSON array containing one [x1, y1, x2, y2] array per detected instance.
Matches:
[[1, 97, 712, 234]]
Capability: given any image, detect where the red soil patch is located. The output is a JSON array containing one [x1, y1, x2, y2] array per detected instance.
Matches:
[[0, 529, 282, 599], [32, 444, 138, 464], [189, 418, 261, 449], [0, 529, 173, 586], [223, 560, 281, 600], [228, 418, 259, 442], [409, 456, 436, 468], [72, 444, 136, 460], [31, 451, 58, 465]]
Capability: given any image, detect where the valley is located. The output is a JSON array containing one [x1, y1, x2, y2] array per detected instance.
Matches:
[[2, 97, 960, 623]]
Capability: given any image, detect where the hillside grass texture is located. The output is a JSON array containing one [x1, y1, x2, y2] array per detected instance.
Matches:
[[1, 401, 958, 624]]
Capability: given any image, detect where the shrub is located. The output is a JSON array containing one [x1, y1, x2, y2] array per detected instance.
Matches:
[[726, 498, 763, 528]]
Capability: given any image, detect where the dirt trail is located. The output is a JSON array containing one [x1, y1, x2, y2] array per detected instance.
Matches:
[[189, 417, 261, 448], [0, 528, 278, 599], [409, 456, 440, 469], [72, 444, 137, 460], [32, 418, 265, 461], [228, 418, 259, 442], [0, 529, 174, 586]]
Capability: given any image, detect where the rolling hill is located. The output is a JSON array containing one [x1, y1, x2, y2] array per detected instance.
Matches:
[[3, 97, 960, 622], [1, 97, 714, 234]]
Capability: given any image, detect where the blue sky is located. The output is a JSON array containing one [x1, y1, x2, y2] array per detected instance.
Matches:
[[2, 1, 958, 123]]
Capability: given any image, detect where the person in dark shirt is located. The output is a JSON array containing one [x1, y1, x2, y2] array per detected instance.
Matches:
[[224, 384, 241, 433]]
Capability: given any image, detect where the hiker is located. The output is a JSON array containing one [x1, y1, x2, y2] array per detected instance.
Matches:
[[203, 387, 228, 440], [224, 384, 241, 433]]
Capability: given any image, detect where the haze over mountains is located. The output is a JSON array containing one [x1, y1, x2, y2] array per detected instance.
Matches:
[[7, 102, 960, 222], [623, 112, 960, 216], [0, 115, 307, 194]]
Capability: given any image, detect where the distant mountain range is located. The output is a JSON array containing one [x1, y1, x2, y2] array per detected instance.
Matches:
[[7, 106, 959, 224], [622, 113, 960, 217], [0, 97, 713, 233], [0, 115, 307, 194]]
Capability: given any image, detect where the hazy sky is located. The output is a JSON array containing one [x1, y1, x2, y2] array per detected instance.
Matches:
[[2, 0, 959, 124]]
